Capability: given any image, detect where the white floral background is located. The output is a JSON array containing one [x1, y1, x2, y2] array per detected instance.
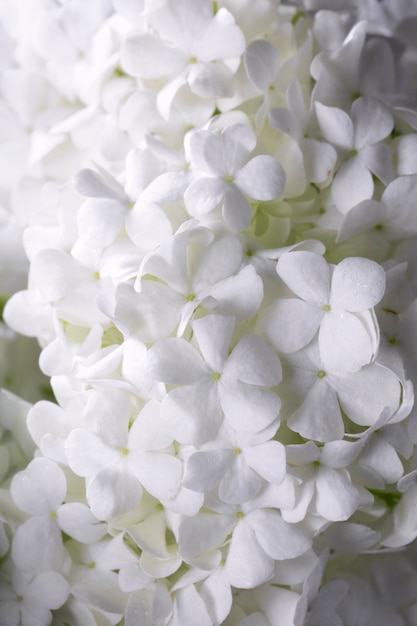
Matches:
[[1, 0, 417, 624]]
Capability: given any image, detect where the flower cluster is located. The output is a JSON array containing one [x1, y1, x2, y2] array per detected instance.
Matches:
[[1, 0, 417, 625]]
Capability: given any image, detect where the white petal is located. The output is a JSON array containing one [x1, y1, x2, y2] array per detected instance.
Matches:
[[332, 158, 374, 214], [351, 97, 393, 150], [197, 8, 245, 62], [209, 265, 264, 321], [219, 123, 256, 173], [178, 513, 232, 560], [73, 168, 124, 200], [200, 567, 232, 626], [222, 184, 252, 232], [319, 311, 374, 372], [288, 379, 345, 442], [277, 251, 330, 305], [302, 138, 337, 184], [192, 234, 242, 291], [65, 428, 119, 477], [336, 364, 401, 426], [184, 176, 226, 216], [188, 62, 234, 98], [227, 520, 275, 588], [261, 298, 322, 353], [315, 467, 359, 522], [183, 450, 230, 492], [361, 143, 394, 185], [57, 503, 107, 544], [12, 517, 64, 572], [26, 572, 69, 609], [315, 102, 353, 150], [337, 200, 382, 241], [192, 314, 234, 372], [87, 467, 142, 520], [128, 399, 173, 450], [243, 440, 286, 484], [235, 155, 286, 201], [147, 338, 209, 384], [162, 381, 223, 444], [244, 39, 280, 91], [125, 201, 172, 249], [134, 452, 182, 502], [224, 334, 282, 386], [220, 380, 280, 432], [330, 256, 386, 312], [121, 33, 185, 78], [170, 586, 212, 626], [250, 509, 311, 560], [11, 458, 66, 515], [220, 456, 261, 503]]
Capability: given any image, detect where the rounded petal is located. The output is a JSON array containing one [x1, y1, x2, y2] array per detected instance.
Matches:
[[87, 467, 142, 520], [227, 520, 275, 588], [315, 467, 359, 522], [65, 428, 119, 477], [235, 155, 286, 201], [12, 517, 64, 572], [351, 97, 393, 150], [210, 265, 264, 320], [26, 572, 69, 610], [126, 201, 172, 250], [188, 62, 234, 98], [221, 123, 257, 174], [315, 102, 353, 150], [224, 333, 282, 386], [134, 452, 182, 502], [330, 257, 386, 312], [277, 251, 330, 305], [332, 158, 374, 214], [184, 176, 226, 216], [219, 456, 261, 503], [250, 509, 312, 560], [147, 337, 209, 384], [336, 363, 401, 426], [244, 440, 286, 485], [288, 380, 345, 442], [302, 138, 337, 184], [183, 450, 230, 492], [192, 314, 235, 372], [244, 39, 280, 91], [222, 184, 252, 232], [197, 8, 245, 62], [57, 503, 107, 544], [11, 458, 66, 515], [121, 33, 184, 79], [162, 381, 223, 444], [319, 311, 375, 372], [261, 298, 322, 353], [220, 380, 281, 432]]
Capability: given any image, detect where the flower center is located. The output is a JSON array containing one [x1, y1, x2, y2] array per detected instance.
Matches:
[[323, 304, 331, 312]]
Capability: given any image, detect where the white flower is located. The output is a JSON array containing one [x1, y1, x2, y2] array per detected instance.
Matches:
[[261, 251, 386, 372], [121, 0, 245, 119], [0, 568, 69, 626], [10, 457, 67, 573], [184, 122, 286, 231], [148, 314, 282, 444], [315, 97, 394, 213], [65, 389, 182, 519]]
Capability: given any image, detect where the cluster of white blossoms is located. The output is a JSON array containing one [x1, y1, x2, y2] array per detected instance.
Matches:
[[2, 0, 417, 624]]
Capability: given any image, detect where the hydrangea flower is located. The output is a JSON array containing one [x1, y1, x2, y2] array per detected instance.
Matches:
[[1, 1, 417, 625]]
